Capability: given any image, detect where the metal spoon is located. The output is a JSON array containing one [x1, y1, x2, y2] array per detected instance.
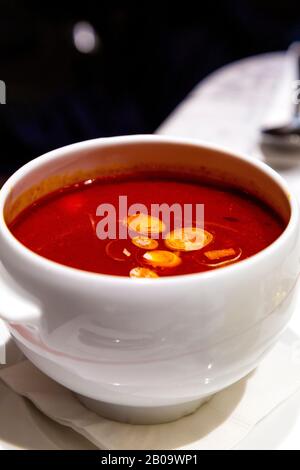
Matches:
[[261, 43, 300, 148]]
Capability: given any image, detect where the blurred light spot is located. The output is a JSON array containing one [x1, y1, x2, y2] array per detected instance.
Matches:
[[73, 21, 100, 54]]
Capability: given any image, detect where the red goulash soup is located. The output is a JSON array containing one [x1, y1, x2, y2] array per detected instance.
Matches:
[[9, 174, 285, 278]]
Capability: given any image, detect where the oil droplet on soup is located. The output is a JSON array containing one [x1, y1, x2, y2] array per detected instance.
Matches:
[[8, 174, 286, 277], [125, 213, 165, 236], [105, 240, 132, 262], [143, 250, 182, 269], [130, 267, 159, 278], [131, 236, 159, 250], [165, 227, 213, 252]]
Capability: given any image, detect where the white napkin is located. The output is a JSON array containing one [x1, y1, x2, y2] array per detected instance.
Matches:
[[1, 332, 300, 450]]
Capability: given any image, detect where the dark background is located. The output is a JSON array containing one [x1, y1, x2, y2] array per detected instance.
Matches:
[[1, 1, 300, 176]]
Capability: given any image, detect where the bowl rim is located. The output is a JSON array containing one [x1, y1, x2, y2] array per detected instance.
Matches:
[[0, 134, 298, 286]]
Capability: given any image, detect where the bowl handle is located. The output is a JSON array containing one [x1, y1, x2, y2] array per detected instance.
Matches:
[[0, 262, 41, 325]]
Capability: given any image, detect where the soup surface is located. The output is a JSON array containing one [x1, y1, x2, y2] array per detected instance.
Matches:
[[9, 174, 285, 277]]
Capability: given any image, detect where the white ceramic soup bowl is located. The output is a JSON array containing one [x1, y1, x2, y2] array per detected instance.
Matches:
[[0, 135, 299, 425]]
